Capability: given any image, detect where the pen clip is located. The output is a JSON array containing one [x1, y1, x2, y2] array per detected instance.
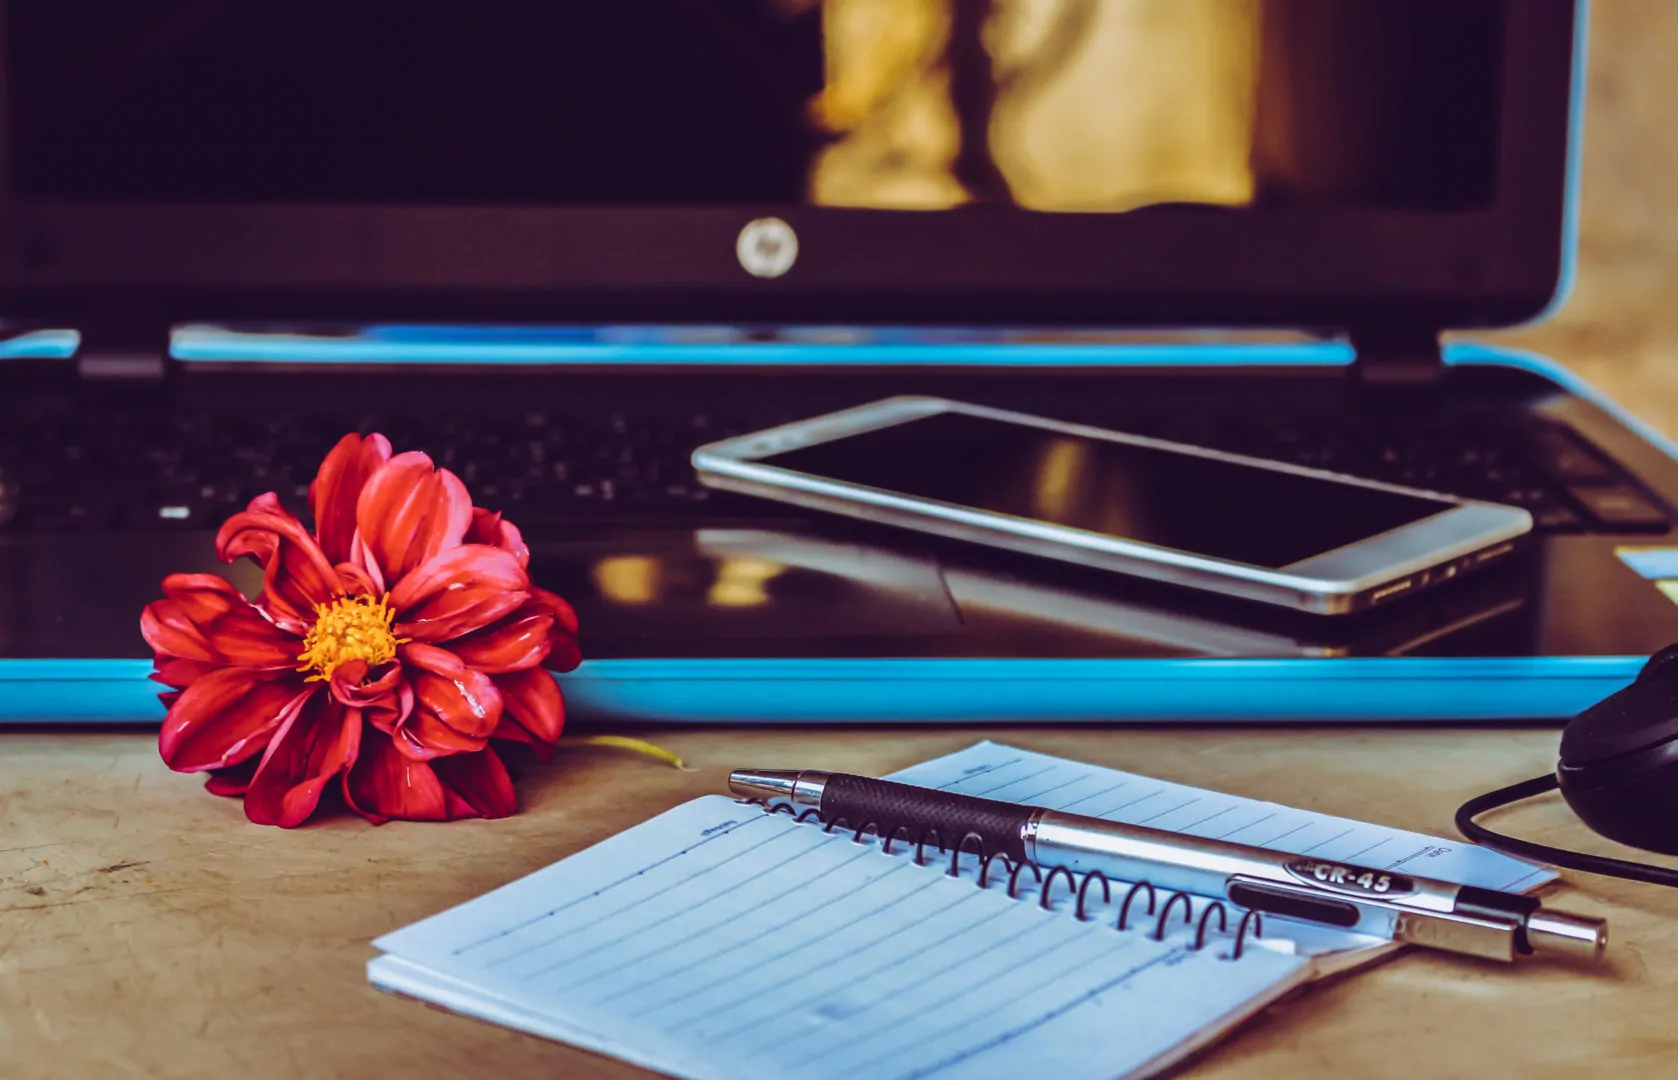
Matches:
[[1228, 876, 1521, 962]]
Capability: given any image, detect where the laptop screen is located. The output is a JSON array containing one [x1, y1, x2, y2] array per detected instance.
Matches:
[[0, 1, 1571, 328], [8, 2, 1501, 213]]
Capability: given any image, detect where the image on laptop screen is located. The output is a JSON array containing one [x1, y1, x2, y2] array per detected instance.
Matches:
[[6, 1, 1500, 213]]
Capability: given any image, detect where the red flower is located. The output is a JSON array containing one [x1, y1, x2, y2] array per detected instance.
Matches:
[[140, 433, 581, 827]]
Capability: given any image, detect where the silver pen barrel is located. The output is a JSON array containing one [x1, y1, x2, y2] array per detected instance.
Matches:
[[1027, 809, 1602, 962], [729, 769, 1606, 963]]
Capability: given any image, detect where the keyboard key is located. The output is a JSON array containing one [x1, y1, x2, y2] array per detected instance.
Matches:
[[156, 503, 197, 523], [31, 496, 120, 530], [1570, 486, 1670, 531], [1528, 428, 1614, 484], [1528, 500, 1585, 531], [1496, 486, 1556, 508]]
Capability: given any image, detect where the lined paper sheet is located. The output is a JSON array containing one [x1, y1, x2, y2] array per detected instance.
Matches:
[[373, 794, 1310, 1080], [893, 741, 1553, 893]]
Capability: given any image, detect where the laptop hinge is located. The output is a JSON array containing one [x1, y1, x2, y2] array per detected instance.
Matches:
[[74, 309, 173, 382], [1348, 328, 1446, 390]]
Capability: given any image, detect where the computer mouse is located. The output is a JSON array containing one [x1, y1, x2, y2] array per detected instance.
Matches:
[[1557, 643, 1678, 855]]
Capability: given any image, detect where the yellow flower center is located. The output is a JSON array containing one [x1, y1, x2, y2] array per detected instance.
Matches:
[[297, 594, 403, 682]]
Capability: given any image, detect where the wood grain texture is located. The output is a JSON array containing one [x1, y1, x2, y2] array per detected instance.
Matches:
[[3, 727, 1675, 1079]]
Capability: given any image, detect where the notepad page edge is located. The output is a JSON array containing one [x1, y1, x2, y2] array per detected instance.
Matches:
[[1124, 957, 1319, 1080], [368, 954, 732, 1080]]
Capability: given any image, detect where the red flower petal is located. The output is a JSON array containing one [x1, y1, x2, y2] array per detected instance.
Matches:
[[432, 747, 517, 819], [355, 451, 473, 582], [325, 659, 414, 738], [442, 789, 475, 819], [138, 578, 224, 661], [326, 657, 398, 706], [159, 668, 313, 773], [342, 731, 448, 824], [369, 687, 417, 739], [490, 717, 537, 752], [465, 508, 529, 569], [492, 667, 565, 748], [352, 532, 387, 595], [531, 588, 582, 672], [390, 544, 529, 643], [163, 572, 250, 624], [447, 603, 556, 674], [141, 573, 299, 668], [333, 560, 383, 599], [204, 757, 260, 798], [393, 706, 491, 760], [529, 586, 579, 635], [395, 643, 502, 758], [216, 495, 344, 630], [244, 696, 362, 827], [310, 433, 392, 564], [151, 656, 222, 690]]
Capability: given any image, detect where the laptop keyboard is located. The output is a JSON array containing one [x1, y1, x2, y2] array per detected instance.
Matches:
[[1125, 410, 1670, 534], [0, 406, 1667, 535]]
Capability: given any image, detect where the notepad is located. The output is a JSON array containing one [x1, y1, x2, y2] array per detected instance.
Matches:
[[369, 742, 1553, 1079]]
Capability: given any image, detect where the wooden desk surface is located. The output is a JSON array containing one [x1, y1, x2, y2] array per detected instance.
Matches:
[[4, 726, 1673, 1079]]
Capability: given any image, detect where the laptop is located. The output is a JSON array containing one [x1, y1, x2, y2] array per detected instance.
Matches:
[[0, 0, 1668, 725]]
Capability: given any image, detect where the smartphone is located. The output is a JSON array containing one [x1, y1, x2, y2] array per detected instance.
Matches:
[[691, 396, 1533, 615]]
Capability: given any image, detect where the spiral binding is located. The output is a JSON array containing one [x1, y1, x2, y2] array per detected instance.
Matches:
[[747, 800, 1264, 960]]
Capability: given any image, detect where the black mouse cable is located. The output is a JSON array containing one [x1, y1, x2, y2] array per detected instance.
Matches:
[[1456, 773, 1678, 889]]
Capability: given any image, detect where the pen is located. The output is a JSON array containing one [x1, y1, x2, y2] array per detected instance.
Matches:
[[728, 769, 1607, 963]]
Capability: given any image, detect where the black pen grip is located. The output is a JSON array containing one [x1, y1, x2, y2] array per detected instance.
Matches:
[[821, 774, 1033, 861]]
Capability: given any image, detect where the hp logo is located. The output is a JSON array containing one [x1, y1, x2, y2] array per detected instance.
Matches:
[[736, 217, 798, 278]]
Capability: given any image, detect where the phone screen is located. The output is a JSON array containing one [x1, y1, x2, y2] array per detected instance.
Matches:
[[758, 411, 1455, 569]]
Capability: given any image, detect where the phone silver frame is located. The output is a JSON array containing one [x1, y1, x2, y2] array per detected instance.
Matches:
[[691, 396, 1534, 615]]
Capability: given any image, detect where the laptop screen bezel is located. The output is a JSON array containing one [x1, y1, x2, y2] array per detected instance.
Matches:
[[0, 0, 1577, 332]]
